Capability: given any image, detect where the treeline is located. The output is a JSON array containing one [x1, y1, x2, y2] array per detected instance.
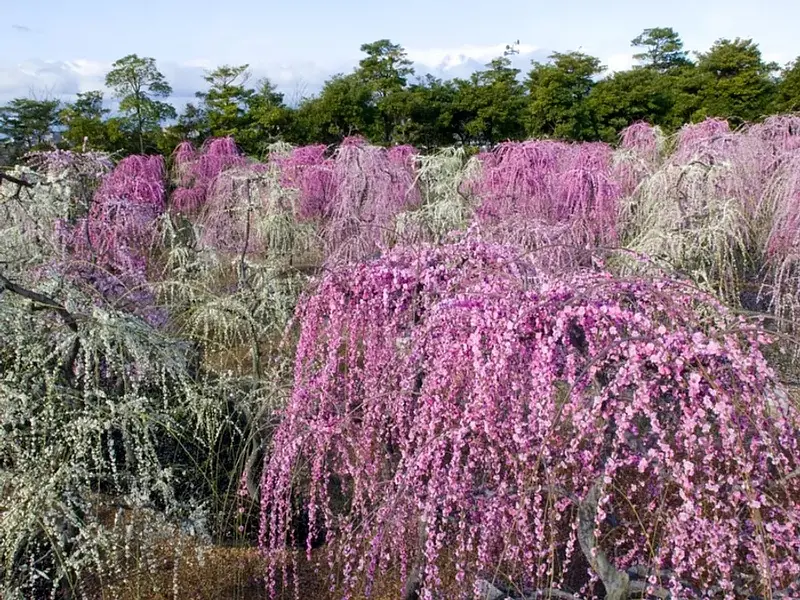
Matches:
[[2, 27, 800, 161]]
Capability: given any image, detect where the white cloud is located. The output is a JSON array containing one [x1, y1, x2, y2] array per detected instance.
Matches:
[[605, 53, 637, 73], [0, 45, 644, 108], [0, 60, 81, 98], [407, 43, 539, 71]]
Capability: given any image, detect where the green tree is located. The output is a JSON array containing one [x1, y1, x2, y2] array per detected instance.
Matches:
[[0, 97, 61, 161], [631, 27, 690, 72], [694, 38, 778, 124], [452, 56, 526, 146], [526, 51, 605, 141], [240, 79, 291, 155], [775, 57, 800, 113], [159, 102, 209, 153], [197, 64, 253, 138], [589, 68, 674, 141], [399, 75, 459, 148], [105, 54, 177, 154], [356, 39, 415, 143], [293, 73, 376, 144], [59, 91, 113, 151]]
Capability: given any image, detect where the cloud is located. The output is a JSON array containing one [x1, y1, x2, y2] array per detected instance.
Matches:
[[0, 60, 83, 99], [407, 43, 540, 71], [605, 53, 637, 73], [11, 24, 31, 33], [0, 57, 333, 108]]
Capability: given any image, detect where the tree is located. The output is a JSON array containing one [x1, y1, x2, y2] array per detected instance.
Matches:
[[59, 91, 113, 151], [589, 68, 674, 141], [0, 98, 61, 160], [292, 73, 376, 144], [240, 79, 290, 155], [105, 54, 177, 154], [527, 51, 605, 141], [197, 64, 253, 138], [451, 56, 527, 146], [399, 75, 460, 148], [258, 239, 800, 600], [775, 57, 800, 113], [694, 38, 778, 124], [159, 102, 209, 154], [631, 27, 690, 72], [357, 40, 414, 144]]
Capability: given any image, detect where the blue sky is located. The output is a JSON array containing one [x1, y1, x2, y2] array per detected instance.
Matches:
[[2, 0, 800, 105]]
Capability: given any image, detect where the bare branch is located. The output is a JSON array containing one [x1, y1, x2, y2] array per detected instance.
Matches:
[[577, 481, 630, 600], [0, 171, 34, 188], [0, 273, 78, 332]]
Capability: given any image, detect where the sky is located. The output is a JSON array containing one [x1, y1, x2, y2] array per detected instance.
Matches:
[[2, 0, 800, 106]]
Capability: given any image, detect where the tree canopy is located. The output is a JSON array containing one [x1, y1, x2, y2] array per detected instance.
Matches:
[[3, 29, 800, 163]]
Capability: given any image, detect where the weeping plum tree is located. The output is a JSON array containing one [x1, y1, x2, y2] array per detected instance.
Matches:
[[258, 236, 800, 600], [612, 122, 666, 196], [288, 136, 421, 263], [1, 147, 298, 597], [171, 136, 249, 213], [618, 116, 800, 313], [395, 146, 480, 243], [473, 140, 620, 270], [55, 154, 168, 322]]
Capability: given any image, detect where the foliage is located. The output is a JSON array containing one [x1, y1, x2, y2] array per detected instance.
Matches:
[[455, 57, 527, 145], [775, 58, 800, 113], [589, 69, 674, 142], [0, 98, 62, 161], [631, 27, 691, 72], [527, 52, 605, 141], [105, 54, 177, 154], [59, 91, 116, 152], [5, 29, 800, 155], [258, 237, 800, 600], [694, 39, 778, 125], [357, 39, 415, 144]]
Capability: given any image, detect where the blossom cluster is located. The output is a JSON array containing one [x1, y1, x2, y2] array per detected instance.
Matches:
[[259, 237, 800, 599]]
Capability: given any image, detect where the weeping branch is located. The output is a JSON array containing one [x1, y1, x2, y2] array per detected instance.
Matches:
[[0, 171, 34, 188], [0, 273, 78, 332], [577, 481, 630, 600]]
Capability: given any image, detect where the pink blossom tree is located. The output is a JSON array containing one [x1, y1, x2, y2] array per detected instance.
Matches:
[[171, 136, 249, 214], [55, 154, 167, 321], [288, 136, 422, 263], [258, 236, 800, 600], [473, 141, 621, 270]]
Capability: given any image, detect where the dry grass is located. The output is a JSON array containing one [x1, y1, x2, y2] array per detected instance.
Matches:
[[85, 540, 412, 600]]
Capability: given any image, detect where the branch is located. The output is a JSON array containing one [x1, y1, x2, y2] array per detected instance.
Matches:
[[577, 481, 630, 600], [0, 171, 34, 188], [0, 273, 78, 332]]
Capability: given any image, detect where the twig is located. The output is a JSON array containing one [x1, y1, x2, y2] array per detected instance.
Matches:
[[0, 273, 78, 332], [577, 481, 630, 600], [0, 171, 34, 188]]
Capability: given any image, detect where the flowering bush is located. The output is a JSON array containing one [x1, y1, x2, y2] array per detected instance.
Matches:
[[259, 237, 800, 600], [53, 154, 167, 322], [171, 137, 249, 214], [473, 141, 621, 270]]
